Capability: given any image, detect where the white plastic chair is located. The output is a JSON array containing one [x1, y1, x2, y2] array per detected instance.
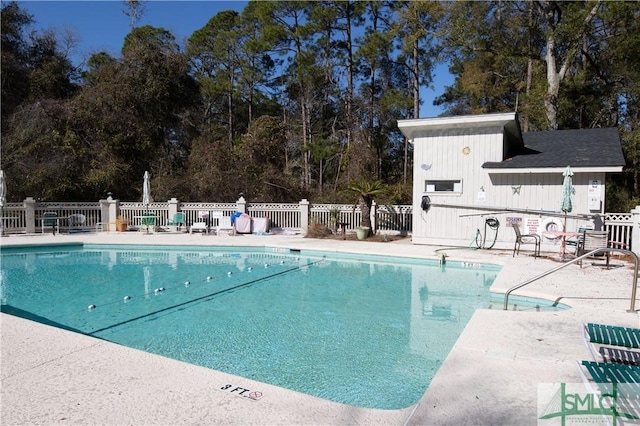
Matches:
[[190, 211, 209, 234], [212, 211, 235, 236], [68, 214, 86, 228]]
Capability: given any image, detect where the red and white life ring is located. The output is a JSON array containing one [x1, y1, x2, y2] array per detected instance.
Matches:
[[540, 217, 564, 240]]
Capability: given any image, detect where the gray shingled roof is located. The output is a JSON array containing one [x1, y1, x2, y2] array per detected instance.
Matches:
[[483, 127, 626, 169]]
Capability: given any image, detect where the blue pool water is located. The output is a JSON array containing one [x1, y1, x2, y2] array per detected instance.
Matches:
[[0, 244, 504, 409]]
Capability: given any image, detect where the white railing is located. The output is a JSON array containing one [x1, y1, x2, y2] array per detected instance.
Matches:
[[34, 202, 102, 232], [0, 203, 28, 233], [247, 203, 301, 229], [310, 203, 362, 231], [377, 204, 413, 233], [0, 197, 634, 254], [119, 202, 171, 227], [604, 212, 633, 250], [0, 198, 409, 234]]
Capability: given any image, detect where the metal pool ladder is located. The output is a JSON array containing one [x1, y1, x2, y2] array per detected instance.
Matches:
[[503, 248, 639, 312]]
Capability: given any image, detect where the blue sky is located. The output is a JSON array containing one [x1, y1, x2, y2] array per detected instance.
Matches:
[[16, 1, 451, 117]]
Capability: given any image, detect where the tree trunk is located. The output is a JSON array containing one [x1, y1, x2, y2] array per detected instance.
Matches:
[[523, 57, 533, 132], [345, 3, 354, 153], [544, 31, 560, 130], [227, 68, 234, 147], [360, 197, 372, 230], [542, 0, 601, 130], [413, 39, 420, 119], [404, 37, 419, 184]]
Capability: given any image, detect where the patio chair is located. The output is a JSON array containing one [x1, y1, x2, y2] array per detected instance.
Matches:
[[68, 213, 86, 228], [512, 223, 540, 258], [576, 230, 610, 267], [565, 225, 594, 253], [583, 323, 640, 366], [577, 361, 640, 405], [41, 212, 59, 235], [598, 347, 640, 366], [212, 211, 236, 236], [166, 213, 186, 232], [189, 211, 209, 234], [139, 214, 156, 233]]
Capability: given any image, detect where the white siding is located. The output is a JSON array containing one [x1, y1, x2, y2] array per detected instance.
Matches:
[[411, 124, 608, 251], [413, 126, 505, 243]]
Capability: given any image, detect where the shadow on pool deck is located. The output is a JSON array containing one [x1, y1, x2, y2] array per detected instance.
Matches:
[[1, 232, 639, 425]]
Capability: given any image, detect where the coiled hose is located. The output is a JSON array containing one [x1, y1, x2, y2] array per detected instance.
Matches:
[[475, 217, 500, 249]]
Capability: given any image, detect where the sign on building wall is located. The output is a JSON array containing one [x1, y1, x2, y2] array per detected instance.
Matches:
[[477, 189, 486, 204], [525, 218, 540, 235], [506, 217, 521, 226], [506, 217, 540, 234], [588, 180, 601, 210]]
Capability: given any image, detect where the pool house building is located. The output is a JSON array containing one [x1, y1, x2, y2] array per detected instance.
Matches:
[[398, 112, 628, 253]]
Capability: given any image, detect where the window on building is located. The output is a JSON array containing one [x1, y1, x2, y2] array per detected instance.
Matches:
[[425, 180, 462, 193]]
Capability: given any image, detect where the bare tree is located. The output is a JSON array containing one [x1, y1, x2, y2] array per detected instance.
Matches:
[[122, 0, 147, 30]]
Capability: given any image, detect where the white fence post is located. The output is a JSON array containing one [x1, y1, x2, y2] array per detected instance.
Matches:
[[99, 198, 109, 231], [168, 198, 179, 219], [236, 196, 247, 214], [631, 206, 640, 256], [299, 199, 309, 234], [24, 197, 36, 233], [107, 196, 119, 231]]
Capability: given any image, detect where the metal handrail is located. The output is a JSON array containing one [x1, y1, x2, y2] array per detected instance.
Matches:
[[503, 248, 639, 312]]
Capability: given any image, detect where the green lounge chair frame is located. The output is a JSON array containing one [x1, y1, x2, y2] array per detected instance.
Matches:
[[583, 323, 640, 366], [578, 361, 640, 400], [166, 213, 186, 231], [140, 214, 156, 233], [585, 323, 640, 349], [577, 361, 640, 424]]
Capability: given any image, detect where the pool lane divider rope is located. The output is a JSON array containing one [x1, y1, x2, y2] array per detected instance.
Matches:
[[83, 260, 298, 312], [85, 257, 326, 336]]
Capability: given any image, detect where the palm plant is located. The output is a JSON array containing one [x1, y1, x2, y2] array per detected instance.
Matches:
[[346, 180, 387, 235]]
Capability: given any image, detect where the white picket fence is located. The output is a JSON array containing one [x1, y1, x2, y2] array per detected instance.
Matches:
[[0, 197, 413, 236], [0, 196, 635, 254]]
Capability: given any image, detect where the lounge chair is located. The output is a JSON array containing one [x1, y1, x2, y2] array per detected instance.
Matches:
[[583, 323, 640, 366], [66, 213, 88, 234], [512, 224, 540, 258], [577, 361, 640, 407], [41, 212, 59, 235], [599, 347, 640, 366], [212, 211, 236, 236], [166, 213, 186, 232], [190, 211, 209, 234], [139, 214, 156, 233], [68, 213, 85, 227], [576, 230, 611, 267]]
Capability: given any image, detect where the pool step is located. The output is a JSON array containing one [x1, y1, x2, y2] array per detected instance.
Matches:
[[487, 303, 569, 312], [488, 303, 543, 312]]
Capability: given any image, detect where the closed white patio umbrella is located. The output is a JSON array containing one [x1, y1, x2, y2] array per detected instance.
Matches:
[[559, 166, 574, 258], [142, 171, 152, 233], [561, 165, 574, 229], [560, 166, 573, 216]]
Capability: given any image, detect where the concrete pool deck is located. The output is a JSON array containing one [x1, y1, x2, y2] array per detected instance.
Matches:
[[1, 232, 639, 425]]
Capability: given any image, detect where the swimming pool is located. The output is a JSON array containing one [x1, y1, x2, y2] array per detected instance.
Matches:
[[1, 244, 502, 409]]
